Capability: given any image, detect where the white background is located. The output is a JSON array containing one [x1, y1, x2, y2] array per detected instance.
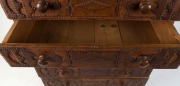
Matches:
[[0, 6, 180, 86]]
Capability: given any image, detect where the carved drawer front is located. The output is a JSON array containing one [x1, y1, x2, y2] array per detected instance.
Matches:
[[70, 0, 117, 17], [0, 0, 69, 19], [0, 47, 180, 69], [42, 78, 148, 86], [119, 0, 180, 20], [120, 0, 158, 19], [67, 48, 180, 68], [35, 68, 152, 78]]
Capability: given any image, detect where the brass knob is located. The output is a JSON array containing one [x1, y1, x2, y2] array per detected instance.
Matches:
[[36, 0, 49, 13], [138, 56, 150, 68], [38, 55, 48, 67], [139, 0, 152, 14]]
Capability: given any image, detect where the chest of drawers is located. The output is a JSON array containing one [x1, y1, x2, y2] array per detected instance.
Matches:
[[0, 0, 180, 86]]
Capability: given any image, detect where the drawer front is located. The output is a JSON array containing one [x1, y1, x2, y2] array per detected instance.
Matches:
[[0, 46, 180, 68], [119, 0, 180, 20], [120, 0, 158, 19], [70, 0, 117, 17], [0, 0, 69, 19], [1, 0, 180, 20], [35, 68, 152, 78], [42, 78, 148, 86]]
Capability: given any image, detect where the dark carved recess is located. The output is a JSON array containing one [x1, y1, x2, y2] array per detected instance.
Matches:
[[0, 0, 180, 20], [35, 68, 152, 78], [42, 78, 148, 86]]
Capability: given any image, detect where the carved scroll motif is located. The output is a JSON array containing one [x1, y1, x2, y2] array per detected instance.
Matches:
[[0, 48, 36, 67], [0, 0, 26, 19]]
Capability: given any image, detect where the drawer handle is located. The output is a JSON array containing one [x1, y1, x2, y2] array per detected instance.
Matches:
[[36, 0, 49, 13], [138, 56, 150, 68], [38, 55, 48, 67], [139, 0, 152, 14]]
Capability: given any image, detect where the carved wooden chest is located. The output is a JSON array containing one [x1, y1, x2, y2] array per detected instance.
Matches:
[[0, 0, 180, 86]]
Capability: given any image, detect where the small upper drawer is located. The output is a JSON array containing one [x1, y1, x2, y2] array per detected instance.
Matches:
[[119, 0, 180, 20], [70, 0, 117, 17], [0, 0, 69, 19], [119, 0, 157, 19]]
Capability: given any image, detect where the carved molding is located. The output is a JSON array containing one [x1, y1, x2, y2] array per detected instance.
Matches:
[[36, 68, 152, 78], [42, 78, 148, 86]]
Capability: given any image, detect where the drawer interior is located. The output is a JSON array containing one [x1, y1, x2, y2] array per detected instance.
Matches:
[[3, 20, 179, 45]]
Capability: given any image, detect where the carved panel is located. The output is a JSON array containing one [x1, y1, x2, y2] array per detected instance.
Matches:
[[67, 51, 120, 67], [70, 0, 117, 17], [42, 78, 148, 86], [36, 68, 152, 78]]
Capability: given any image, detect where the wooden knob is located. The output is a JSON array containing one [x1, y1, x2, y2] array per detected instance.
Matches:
[[36, 0, 48, 13], [139, 0, 152, 14], [138, 56, 150, 68], [38, 55, 48, 67]]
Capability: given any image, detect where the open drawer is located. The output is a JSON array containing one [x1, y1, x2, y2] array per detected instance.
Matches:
[[0, 20, 180, 68]]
